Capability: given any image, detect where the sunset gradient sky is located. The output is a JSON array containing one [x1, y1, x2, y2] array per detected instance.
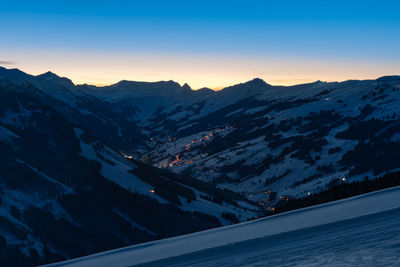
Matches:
[[1, 0, 399, 89]]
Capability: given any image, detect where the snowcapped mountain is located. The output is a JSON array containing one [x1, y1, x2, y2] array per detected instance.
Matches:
[[36, 71, 75, 90], [1, 66, 400, 266], [139, 76, 400, 210], [43, 186, 400, 266], [0, 67, 260, 266], [75, 80, 209, 125]]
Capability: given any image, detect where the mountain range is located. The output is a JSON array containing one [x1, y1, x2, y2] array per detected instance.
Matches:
[[1, 66, 400, 266]]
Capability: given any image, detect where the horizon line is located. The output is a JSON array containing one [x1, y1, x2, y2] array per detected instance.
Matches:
[[1, 65, 399, 91]]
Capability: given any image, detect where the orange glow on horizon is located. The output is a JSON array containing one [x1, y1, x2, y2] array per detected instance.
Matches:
[[4, 49, 399, 90]]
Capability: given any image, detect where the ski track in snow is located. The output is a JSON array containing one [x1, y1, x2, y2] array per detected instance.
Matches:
[[43, 186, 400, 267]]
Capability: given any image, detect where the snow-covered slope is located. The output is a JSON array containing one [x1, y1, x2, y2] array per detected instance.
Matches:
[[75, 81, 210, 124], [143, 76, 400, 208], [0, 66, 148, 151], [73, 127, 259, 223], [0, 67, 263, 266], [2, 66, 400, 207], [43, 186, 400, 267], [2, 66, 400, 266]]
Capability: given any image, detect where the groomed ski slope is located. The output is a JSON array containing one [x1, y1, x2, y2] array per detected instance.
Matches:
[[44, 186, 400, 267]]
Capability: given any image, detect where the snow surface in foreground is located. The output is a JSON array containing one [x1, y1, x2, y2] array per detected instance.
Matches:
[[43, 186, 400, 267], [152, 206, 400, 266]]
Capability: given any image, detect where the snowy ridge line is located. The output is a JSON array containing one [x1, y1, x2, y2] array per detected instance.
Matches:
[[42, 186, 400, 267]]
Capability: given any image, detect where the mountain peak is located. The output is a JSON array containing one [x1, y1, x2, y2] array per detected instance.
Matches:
[[221, 78, 271, 94], [38, 71, 60, 80], [111, 79, 182, 89], [182, 83, 192, 91], [376, 75, 400, 82], [246, 78, 269, 85], [37, 71, 75, 88], [0, 67, 26, 76]]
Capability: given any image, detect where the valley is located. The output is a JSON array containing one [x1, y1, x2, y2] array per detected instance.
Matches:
[[1, 66, 400, 265]]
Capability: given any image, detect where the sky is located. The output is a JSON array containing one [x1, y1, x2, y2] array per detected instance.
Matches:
[[1, 0, 400, 89]]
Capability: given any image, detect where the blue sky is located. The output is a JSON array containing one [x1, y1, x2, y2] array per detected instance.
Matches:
[[1, 0, 399, 88]]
